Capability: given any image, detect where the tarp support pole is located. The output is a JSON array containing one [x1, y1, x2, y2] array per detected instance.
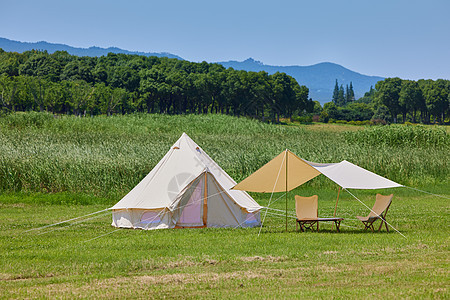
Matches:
[[332, 186, 341, 230], [334, 186, 341, 217], [285, 149, 288, 232], [202, 172, 208, 226]]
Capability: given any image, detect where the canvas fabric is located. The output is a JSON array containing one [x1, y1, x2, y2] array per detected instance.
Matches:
[[232, 150, 321, 192], [233, 150, 402, 193], [111, 133, 262, 230]]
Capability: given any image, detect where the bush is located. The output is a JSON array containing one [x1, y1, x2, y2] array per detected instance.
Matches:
[[298, 116, 313, 123], [370, 119, 387, 125], [319, 111, 329, 123]]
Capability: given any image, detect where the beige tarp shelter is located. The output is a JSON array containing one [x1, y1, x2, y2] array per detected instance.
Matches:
[[233, 150, 402, 192], [112, 133, 262, 230], [233, 150, 402, 229]]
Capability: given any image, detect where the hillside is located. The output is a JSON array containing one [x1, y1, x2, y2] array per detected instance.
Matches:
[[0, 37, 183, 60], [218, 58, 384, 103]]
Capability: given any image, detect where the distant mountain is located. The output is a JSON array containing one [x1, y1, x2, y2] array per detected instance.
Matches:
[[217, 58, 384, 104], [1, 37, 384, 103], [0, 37, 183, 60]]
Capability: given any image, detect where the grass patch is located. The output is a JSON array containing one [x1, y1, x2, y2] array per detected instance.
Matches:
[[0, 113, 448, 298], [0, 185, 448, 298]]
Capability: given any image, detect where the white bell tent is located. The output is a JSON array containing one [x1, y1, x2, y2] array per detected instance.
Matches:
[[111, 133, 262, 230]]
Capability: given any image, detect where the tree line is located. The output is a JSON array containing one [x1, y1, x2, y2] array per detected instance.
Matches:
[[0, 49, 312, 122], [318, 78, 449, 124]]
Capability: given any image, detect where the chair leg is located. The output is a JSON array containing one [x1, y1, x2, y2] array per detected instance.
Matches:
[[335, 220, 341, 232], [377, 216, 389, 232], [362, 221, 368, 231], [368, 221, 375, 232], [378, 219, 384, 232]]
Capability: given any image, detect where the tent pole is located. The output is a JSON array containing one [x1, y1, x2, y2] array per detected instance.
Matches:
[[332, 186, 341, 230], [203, 172, 208, 226], [285, 149, 288, 232], [334, 186, 341, 217]]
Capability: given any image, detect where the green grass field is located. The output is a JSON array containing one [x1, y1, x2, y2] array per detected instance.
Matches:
[[0, 113, 448, 298]]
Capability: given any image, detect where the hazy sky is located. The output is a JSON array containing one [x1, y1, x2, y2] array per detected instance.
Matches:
[[1, 0, 449, 80]]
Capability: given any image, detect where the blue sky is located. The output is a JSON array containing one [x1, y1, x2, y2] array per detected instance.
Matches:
[[1, 0, 449, 80]]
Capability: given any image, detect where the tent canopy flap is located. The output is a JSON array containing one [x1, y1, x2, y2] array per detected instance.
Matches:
[[233, 150, 402, 192], [308, 160, 403, 189], [233, 150, 321, 192]]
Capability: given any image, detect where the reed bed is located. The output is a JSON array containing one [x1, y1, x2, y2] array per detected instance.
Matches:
[[0, 112, 448, 198]]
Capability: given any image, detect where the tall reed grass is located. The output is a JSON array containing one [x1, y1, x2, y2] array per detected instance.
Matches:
[[0, 112, 448, 197]]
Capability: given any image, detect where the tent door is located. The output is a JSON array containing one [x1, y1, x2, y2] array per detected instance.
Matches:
[[175, 176, 205, 228]]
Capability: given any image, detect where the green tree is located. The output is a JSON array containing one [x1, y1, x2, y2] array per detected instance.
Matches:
[[348, 82, 355, 102], [421, 79, 449, 123], [66, 80, 96, 116], [399, 80, 424, 123], [323, 102, 339, 120], [312, 101, 322, 114], [332, 79, 339, 104], [375, 77, 402, 123], [356, 85, 374, 104], [19, 51, 62, 82], [95, 84, 127, 116], [337, 84, 345, 106]]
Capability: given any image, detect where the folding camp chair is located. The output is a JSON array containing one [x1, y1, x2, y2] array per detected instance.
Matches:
[[295, 195, 344, 232], [295, 195, 319, 231], [356, 193, 393, 232]]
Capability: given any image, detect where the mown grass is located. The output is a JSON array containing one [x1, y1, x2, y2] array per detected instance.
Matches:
[[0, 187, 448, 298], [0, 112, 449, 298]]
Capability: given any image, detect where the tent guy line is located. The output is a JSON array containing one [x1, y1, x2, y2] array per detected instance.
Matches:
[[404, 186, 450, 200], [84, 209, 167, 242], [29, 188, 231, 235], [37, 211, 111, 236], [258, 149, 287, 236], [24, 208, 110, 233]]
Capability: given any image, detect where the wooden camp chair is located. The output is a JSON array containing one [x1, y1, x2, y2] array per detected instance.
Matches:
[[356, 194, 393, 232], [295, 195, 344, 232], [295, 195, 319, 231]]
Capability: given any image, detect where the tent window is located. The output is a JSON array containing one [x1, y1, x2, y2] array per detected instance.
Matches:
[[140, 211, 161, 224]]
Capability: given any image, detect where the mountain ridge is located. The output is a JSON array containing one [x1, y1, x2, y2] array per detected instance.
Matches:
[[0, 37, 384, 103], [217, 58, 384, 103], [0, 37, 183, 60]]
